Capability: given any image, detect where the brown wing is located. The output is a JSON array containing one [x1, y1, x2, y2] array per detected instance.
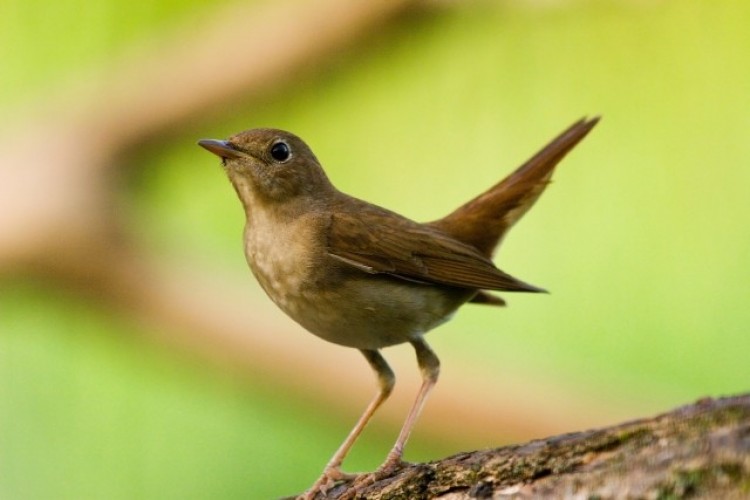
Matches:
[[430, 117, 599, 257], [326, 201, 544, 293]]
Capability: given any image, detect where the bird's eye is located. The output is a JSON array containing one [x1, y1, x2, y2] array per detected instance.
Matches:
[[270, 141, 291, 163]]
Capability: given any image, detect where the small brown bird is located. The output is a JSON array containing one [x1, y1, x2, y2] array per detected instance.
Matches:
[[198, 117, 598, 497]]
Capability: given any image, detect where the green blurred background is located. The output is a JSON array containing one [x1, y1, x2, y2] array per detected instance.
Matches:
[[2, 0, 749, 498]]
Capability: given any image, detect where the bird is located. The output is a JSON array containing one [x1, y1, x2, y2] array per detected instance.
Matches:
[[198, 117, 599, 498]]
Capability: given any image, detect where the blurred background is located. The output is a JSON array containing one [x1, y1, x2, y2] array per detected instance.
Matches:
[[2, 0, 749, 497]]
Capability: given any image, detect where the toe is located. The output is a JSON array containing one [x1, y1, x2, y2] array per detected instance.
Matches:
[[303, 467, 361, 499], [326, 467, 360, 482], [377, 457, 409, 477]]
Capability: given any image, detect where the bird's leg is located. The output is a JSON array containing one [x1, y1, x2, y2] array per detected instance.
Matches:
[[379, 337, 440, 474], [304, 349, 394, 499], [342, 338, 440, 499]]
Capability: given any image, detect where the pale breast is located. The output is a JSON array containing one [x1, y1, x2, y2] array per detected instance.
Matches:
[[244, 209, 323, 316]]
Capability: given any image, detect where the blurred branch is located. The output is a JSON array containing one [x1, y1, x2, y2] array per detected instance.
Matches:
[[311, 394, 750, 499], [0, 0, 625, 446], [0, 0, 417, 276]]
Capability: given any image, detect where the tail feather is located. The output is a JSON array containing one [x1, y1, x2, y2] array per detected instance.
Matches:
[[430, 117, 599, 257]]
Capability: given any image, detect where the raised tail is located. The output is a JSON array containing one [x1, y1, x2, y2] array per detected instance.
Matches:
[[429, 117, 599, 258]]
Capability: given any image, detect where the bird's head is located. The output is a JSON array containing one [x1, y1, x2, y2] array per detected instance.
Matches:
[[199, 128, 333, 209]]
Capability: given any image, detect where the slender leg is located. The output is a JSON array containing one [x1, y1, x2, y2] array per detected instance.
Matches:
[[380, 337, 440, 471], [341, 338, 440, 500], [304, 349, 395, 499]]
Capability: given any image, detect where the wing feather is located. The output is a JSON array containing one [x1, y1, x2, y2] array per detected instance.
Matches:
[[326, 201, 543, 293]]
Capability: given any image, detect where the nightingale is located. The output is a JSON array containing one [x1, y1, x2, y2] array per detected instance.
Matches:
[[198, 117, 598, 498]]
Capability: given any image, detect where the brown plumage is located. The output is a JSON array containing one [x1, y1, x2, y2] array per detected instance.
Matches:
[[326, 196, 545, 293], [432, 117, 599, 256], [198, 117, 599, 498]]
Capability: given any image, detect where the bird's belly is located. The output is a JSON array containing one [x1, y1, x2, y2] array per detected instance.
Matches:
[[243, 219, 472, 350], [276, 276, 471, 350]]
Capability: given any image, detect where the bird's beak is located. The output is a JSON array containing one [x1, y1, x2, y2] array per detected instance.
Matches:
[[197, 139, 243, 159]]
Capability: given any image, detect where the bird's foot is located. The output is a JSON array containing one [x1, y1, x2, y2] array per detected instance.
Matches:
[[299, 467, 360, 499], [376, 455, 411, 478], [336, 458, 410, 500]]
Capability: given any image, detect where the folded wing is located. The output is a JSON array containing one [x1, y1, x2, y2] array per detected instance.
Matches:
[[326, 204, 544, 293]]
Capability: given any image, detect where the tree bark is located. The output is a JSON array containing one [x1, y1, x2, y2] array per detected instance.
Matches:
[[311, 393, 750, 499]]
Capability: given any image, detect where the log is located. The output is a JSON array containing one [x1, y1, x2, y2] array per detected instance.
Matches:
[[307, 394, 750, 499]]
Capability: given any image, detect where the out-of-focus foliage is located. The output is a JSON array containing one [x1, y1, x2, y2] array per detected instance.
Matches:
[[2, 281, 392, 498], [0, 0, 226, 109], [2, 1, 750, 498]]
